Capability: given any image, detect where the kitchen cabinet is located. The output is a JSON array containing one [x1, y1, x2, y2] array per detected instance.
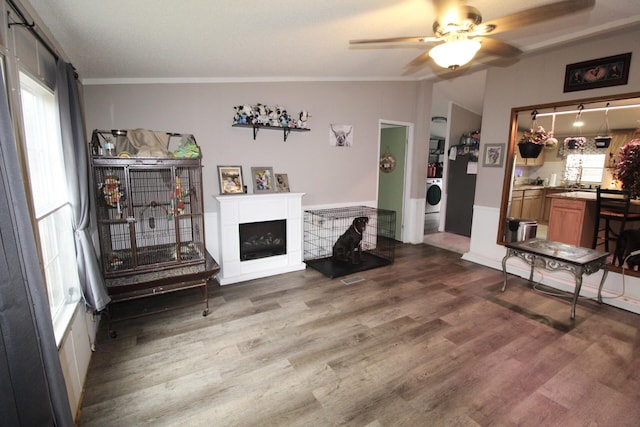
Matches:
[[509, 190, 524, 217], [522, 188, 543, 220], [542, 188, 568, 222], [509, 187, 543, 220], [547, 196, 596, 247]]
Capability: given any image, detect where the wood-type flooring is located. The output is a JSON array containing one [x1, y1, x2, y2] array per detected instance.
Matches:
[[78, 243, 640, 426]]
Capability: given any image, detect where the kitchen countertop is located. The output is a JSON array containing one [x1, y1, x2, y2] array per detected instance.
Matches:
[[513, 185, 597, 192], [548, 191, 598, 201]]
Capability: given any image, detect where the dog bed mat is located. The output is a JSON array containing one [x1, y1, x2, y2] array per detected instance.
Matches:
[[305, 252, 392, 279]]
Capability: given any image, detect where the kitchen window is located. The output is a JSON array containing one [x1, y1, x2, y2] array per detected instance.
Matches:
[[565, 153, 606, 184], [19, 71, 81, 340]]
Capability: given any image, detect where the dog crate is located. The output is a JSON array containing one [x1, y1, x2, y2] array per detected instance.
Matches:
[[303, 206, 396, 278]]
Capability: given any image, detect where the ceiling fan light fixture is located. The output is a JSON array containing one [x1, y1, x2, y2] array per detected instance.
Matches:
[[429, 38, 481, 69]]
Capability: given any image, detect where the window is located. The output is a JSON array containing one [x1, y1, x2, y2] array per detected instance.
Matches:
[[20, 71, 81, 340], [565, 153, 606, 184]]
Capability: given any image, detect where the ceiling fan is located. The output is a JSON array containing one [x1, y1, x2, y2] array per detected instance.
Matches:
[[350, 0, 595, 71]]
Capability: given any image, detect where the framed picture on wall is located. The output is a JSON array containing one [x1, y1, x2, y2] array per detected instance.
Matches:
[[563, 53, 631, 92], [251, 167, 275, 193], [217, 165, 244, 194], [482, 143, 505, 167]]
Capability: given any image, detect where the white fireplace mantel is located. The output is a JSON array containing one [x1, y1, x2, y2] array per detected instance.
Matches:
[[215, 193, 305, 285]]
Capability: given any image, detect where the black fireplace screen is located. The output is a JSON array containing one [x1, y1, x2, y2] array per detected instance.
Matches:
[[239, 219, 287, 261]]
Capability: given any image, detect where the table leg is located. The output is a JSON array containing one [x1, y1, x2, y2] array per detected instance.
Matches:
[[597, 266, 609, 304], [571, 268, 584, 320], [501, 250, 511, 292], [528, 256, 535, 284]]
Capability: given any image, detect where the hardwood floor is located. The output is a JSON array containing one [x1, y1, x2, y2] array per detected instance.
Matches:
[[78, 243, 640, 426]]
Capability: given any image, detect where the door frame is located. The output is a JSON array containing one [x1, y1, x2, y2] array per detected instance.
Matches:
[[377, 119, 414, 243]]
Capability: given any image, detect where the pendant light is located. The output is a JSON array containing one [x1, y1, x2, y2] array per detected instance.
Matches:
[[429, 36, 481, 70]]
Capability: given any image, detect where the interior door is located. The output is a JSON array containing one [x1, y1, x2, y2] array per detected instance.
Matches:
[[378, 126, 407, 240]]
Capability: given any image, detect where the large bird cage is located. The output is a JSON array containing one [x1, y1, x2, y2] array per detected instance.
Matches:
[[304, 206, 396, 264], [92, 153, 205, 278]]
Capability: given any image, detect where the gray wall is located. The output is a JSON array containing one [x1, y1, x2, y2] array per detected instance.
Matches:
[[84, 81, 433, 214], [476, 28, 640, 210]]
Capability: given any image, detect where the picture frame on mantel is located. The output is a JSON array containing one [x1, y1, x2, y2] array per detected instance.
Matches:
[[483, 143, 505, 167], [563, 52, 631, 93], [275, 173, 290, 192], [251, 167, 276, 193], [217, 165, 244, 195]]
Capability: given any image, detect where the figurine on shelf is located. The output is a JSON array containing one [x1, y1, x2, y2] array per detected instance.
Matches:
[[297, 110, 310, 128]]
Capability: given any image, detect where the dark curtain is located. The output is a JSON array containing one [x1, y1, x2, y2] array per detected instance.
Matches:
[[56, 60, 110, 312], [0, 65, 72, 424]]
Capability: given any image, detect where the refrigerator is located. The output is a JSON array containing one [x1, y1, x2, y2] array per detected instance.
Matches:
[[445, 141, 478, 237]]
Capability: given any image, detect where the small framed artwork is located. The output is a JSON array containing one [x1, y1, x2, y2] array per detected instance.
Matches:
[[563, 52, 631, 92], [482, 143, 505, 167], [275, 173, 290, 192], [217, 165, 244, 195], [251, 167, 275, 193], [329, 124, 353, 147]]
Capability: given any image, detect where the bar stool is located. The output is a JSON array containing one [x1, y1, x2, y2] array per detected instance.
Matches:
[[592, 188, 640, 255]]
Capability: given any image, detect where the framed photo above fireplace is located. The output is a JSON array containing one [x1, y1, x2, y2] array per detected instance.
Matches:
[[275, 173, 290, 192], [218, 165, 245, 195], [251, 166, 275, 193]]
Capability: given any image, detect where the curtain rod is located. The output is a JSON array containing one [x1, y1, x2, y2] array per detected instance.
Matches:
[[6, 0, 59, 61]]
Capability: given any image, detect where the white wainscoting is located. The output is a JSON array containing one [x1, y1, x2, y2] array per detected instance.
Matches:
[[215, 193, 305, 285], [465, 204, 640, 315]]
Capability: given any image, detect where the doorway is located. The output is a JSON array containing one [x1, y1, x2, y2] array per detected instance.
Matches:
[[378, 122, 410, 241]]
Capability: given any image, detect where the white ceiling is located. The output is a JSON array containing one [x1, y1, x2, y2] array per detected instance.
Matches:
[[25, 1, 640, 85]]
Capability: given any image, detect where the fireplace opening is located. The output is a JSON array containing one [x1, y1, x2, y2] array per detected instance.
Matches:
[[239, 219, 287, 261]]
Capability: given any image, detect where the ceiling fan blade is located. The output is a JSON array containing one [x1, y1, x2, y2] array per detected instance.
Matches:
[[349, 36, 436, 45], [478, 37, 522, 58], [485, 0, 595, 34], [407, 50, 434, 68]]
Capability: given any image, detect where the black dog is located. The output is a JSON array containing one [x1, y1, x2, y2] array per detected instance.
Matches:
[[614, 229, 640, 270], [332, 216, 369, 264]]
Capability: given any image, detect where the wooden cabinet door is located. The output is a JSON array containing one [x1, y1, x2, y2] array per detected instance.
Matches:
[[509, 190, 524, 217], [547, 198, 596, 247], [547, 198, 584, 246], [522, 189, 543, 220]]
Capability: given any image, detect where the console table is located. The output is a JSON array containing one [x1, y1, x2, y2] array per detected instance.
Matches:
[[501, 238, 609, 319]]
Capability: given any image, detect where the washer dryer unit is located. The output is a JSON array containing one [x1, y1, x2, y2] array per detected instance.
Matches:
[[425, 178, 443, 213]]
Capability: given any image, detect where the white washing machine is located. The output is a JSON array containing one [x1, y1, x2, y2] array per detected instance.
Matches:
[[425, 178, 443, 213]]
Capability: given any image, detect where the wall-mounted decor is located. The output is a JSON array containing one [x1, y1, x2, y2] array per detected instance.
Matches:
[[251, 167, 275, 193], [483, 143, 505, 167], [218, 166, 244, 195], [329, 124, 353, 147], [563, 52, 631, 93], [275, 173, 290, 192], [379, 151, 397, 173]]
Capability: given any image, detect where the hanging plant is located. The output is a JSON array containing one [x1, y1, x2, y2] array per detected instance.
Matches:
[[614, 139, 640, 198], [563, 136, 586, 151], [594, 103, 612, 148], [518, 110, 547, 158]]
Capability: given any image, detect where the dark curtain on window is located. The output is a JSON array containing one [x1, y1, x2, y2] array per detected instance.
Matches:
[[56, 60, 110, 312], [0, 64, 73, 425]]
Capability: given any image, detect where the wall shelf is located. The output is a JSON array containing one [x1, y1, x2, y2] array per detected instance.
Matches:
[[232, 123, 310, 141]]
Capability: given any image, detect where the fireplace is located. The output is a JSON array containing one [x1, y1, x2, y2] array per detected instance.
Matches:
[[215, 193, 305, 285], [239, 219, 287, 261]]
